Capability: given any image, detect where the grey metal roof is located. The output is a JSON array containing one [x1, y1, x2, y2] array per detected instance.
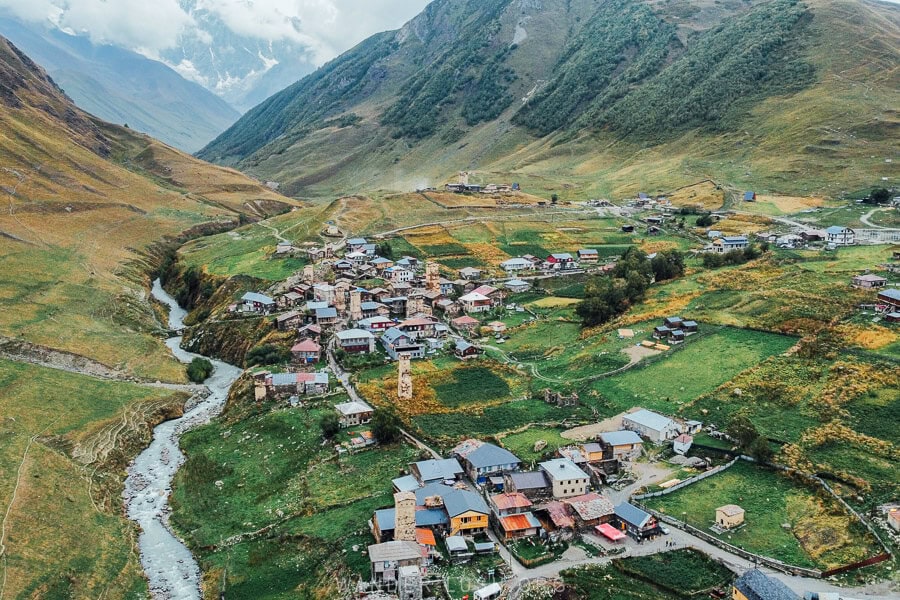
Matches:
[[374, 508, 395, 531], [463, 443, 521, 470], [270, 373, 297, 387], [614, 502, 652, 528], [443, 489, 489, 517], [509, 471, 549, 490], [540, 458, 589, 482], [347, 237, 367, 245], [733, 569, 801, 600], [599, 430, 643, 446], [242, 292, 274, 304], [414, 458, 463, 482], [315, 307, 338, 318], [381, 327, 409, 344], [623, 409, 676, 433], [392, 475, 420, 493], [445, 536, 468, 552], [879, 288, 900, 301]]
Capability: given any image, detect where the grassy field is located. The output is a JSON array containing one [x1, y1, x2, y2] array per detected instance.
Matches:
[[645, 461, 881, 570], [591, 328, 796, 413], [0, 359, 184, 598], [171, 396, 422, 598], [498, 427, 570, 464]]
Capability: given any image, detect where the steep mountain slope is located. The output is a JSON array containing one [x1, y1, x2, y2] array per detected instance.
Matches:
[[0, 16, 241, 152], [0, 36, 296, 594], [200, 0, 899, 200]]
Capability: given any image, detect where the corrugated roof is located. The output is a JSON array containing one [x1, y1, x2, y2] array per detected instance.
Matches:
[[463, 443, 522, 470], [414, 458, 463, 482], [242, 292, 274, 304], [392, 475, 420, 493], [564, 493, 614, 521], [509, 471, 549, 490], [614, 502, 652, 528], [368, 541, 421, 563], [491, 493, 533, 511], [445, 536, 468, 552], [415, 528, 436, 546], [543, 502, 575, 529], [443, 489, 489, 517], [623, 409, 676, 433], [540, 458, 589, 482], [336, 328, 373, 340], [499, 512, 541, 532], [596, 523, 626, 540]]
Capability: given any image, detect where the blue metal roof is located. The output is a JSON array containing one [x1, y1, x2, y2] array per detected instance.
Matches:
[[415, 458, 463, 482], [614, 502, 652, 528], [315, 307, 338, 318], [599, 431, 643, 446], [463, 443, 522, 470], [443, 489, 489, 517], [733, 569, 800, 600]]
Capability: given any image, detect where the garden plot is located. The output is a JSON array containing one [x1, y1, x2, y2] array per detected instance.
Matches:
[[644, 461, 881, 570]]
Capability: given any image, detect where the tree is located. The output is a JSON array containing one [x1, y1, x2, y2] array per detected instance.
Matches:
[[651, 250, 685, 282], [372, 409, 402, 444], [246, 344, 290, 366], [551, 193, 559, 205], [186, 357, 214, 383], [377, 241, 394, 259], [726, 414, 759, 449], [866, 187, 891, 205], [319, 413, 341, 439], [696, 213, 715, 227], [748, 436, 774, 463]]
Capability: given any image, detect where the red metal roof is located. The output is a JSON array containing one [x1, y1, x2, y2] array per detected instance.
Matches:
[[500, 514, 535, 532], [291, 339, 321, 352], [415, 528, 436, 546], [491, 492, 533, 511], [596, 523, 626, 541]]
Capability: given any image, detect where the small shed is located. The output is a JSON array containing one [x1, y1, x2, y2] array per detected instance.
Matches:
[[673, 433, 693, 455], [474, 582, 502, 600], [716, 504, 745, 529]]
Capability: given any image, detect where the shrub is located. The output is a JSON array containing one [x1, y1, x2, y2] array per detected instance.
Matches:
[[186, 357, 214, 383], [319, 413, 341, 439]]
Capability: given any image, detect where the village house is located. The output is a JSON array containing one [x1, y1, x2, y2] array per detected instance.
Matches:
[[451, 315, 480, 332], [360, 301, 391, 319], [358, 315, 394, 332], [535, 502, 576, 541], [459, 267, 483, 280], [743, 191, 757, 202], [563, 492, 615, 529], [347, 237, 368, 253], [382, 296, 409, 317], [505, 279, 531, 293], [454, 340, 481, 360], [598, 431, 644, 461], [459, 291, 493, 313], [613, 502, 660, 541], [852, 273, 888, 289], [732, 569, 800, 600], [411, 458, 464, 485], [385, 266, 414, 283], [622, 409, 681, 442], [371, 256, 394, 271], [397, 317, 437, 340], [291, 339, 321, 364], [711, 236, 749, 254], [314, 306, 339, 327], [452, 439, 522, 484], [371, 503, 449, 543], [500, 257, 535, 273], [472, 285, 505, 306], [240, 292, 276, 314], [545, 253, 577, 270], [413, 483, 490, 537], [489, 493, 541, 540], [673, 433, 693, 455], [313, 283, 337, 304], [336, 328, 375, 353], [275, 310, 304, 332], [540, 458, 590, 499], [381, 327, 425, 360], [266, 371, 329, 397], [276, 291, 304, 310], [491, 471, 552, 500], [335, 400, 374, 428], [877, 288, 900, 310], [716, 504, 746, 529], [367, 541, 423, 584], [577, 249, 599, 264], [826, 226, 856, 246]]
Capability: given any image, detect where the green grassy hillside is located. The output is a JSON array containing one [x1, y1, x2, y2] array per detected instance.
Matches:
[[199, 0, 899, 200]]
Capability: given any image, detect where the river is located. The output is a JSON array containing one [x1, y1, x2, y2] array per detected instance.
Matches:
[[122, 279, 242, 599]]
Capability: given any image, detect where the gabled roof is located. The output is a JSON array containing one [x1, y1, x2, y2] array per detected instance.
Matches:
[[459, 292, 490, 302], [540, 458, 589, 482], [359, 316, 393, 326], [276, 310, 301, 322], [491, 492, 533, 512], [472, 285, 498, 296], [382, 327, 411, 344], [623, 409, 676, 432], [879, 288, 900, 301], [242, 292, 274, 304], [733, 569, 800, 600], [336, 328, 374, 340], [315, 307, 338, 318], [549, 253, 573, 260], [499, 512, 541, 532], [599, 430, 643, 446], [372, 256, 393, 265], [451, 315, 479, 325], [578, 248, 599, 255], [455, 340, 476, 352], [453, 440, 521, 470], [367, 541, 421, 563], [392, 475, 420, 493], [614, 502, 652, 528], [291, 339, 321, 352], [414, 458, 463, 482], [825, 225, 851, 234], [443, 489, 489, 517], [347, 237, 367, 245], [509, 471, 550, 490], [564, 493, 614, 521], [335, 400, 373, 416]]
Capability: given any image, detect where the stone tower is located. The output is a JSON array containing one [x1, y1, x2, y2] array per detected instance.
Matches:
[[397, 565, 423, 600], [406, 294, 423, 318], [349, 290, 363, 322], [393, 491, 416, 542], [398, 353, 413, 400], [303, 264, 315, 283], [425, 261, 440, 294]]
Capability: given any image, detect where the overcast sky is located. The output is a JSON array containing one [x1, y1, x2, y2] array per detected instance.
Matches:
[[0, 0, 433, 64]]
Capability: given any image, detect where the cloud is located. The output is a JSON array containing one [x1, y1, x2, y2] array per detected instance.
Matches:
[[0, 0, 431, 63]]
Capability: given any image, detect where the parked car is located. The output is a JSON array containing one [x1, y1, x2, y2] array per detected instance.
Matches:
[[660, 526, 671, 535]]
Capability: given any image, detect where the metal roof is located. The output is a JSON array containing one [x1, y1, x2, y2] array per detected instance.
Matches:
[[336, 328, 374, 340], [443, 489, 489, 517], [564, 493, 614, 521], [509, 471, 550, 490], [490, 493, 533, 512], [599, 430, 644, 446], [414, 458, 463, 482], [242, 292, 274, 304], [499, 512, 541, 532], [315, 307, 338, 318], [461, 443, 521, 470], [880, 288, 900, 300], [540, 458, 589, 482], [825, 226, 849, 234], [392, 475, 420, 493], [623, 409, 676, 433], [614, 502, 652, 528], [335, 401, 373, 416], [445, 536, 468, 552]]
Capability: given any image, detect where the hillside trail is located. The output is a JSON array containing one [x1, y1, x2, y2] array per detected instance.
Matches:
[[860, 207, 891, 228]]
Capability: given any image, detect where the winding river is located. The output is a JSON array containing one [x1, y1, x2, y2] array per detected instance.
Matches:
[[122, 279, 242, 599]]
